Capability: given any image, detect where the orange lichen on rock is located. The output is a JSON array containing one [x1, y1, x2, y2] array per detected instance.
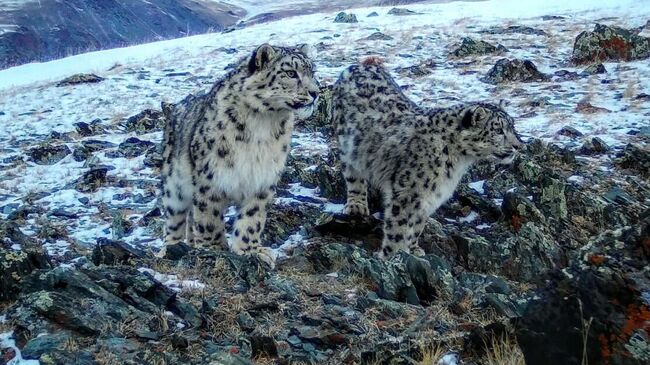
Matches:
[[621, 303, 650, 338], [588, 254, 607, 266], [511, 215, 523, 232], [600, 37, 630, 60]]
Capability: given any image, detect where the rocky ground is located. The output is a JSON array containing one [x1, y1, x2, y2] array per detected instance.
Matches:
[[1, 2, 649, 365]]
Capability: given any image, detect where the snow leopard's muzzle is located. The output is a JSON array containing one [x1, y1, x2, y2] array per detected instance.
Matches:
[[291, 89, 319, 119]]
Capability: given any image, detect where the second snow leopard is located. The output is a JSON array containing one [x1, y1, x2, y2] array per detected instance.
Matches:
[[159, 44, 319, 267], [332, 61, 523, 259]]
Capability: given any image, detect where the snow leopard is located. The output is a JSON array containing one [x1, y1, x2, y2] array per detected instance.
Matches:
[[332, 61, 523, 259], [159, 44, 319, 267]]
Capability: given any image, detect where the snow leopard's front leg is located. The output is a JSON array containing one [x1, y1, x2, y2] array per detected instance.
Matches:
[[343, 164, 370, 216], [190, 172, 228, 250], [231, 188, 277, 268], [377, 187, 427, 259]]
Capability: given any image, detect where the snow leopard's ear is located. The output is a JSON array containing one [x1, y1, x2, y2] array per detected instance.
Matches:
[[462, 105, 491, 128], [249, 44, 277, 73], [296, 43, 317, 59]]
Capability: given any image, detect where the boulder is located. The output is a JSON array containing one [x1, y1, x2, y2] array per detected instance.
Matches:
[[107, 137, 156, 158], [360, 32, 394, 41], [123, 109, 165, 134], [616, 144, 650, 177], [56, 74, 105, 87], [572, 24, 650, 64], [480, 25, 547, 36], [74, 167, 108, 193], [0, 248, 50, 302], [387, 8, 417, 16], [517, 217, 650, 365], [334, 12, 358, 23], [29, 144, 71, 165], [450, 37, 507, 58], [481, 59, 550, 84]]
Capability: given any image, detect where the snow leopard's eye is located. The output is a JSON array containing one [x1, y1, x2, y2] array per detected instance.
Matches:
[[285, 70, 298, 78]]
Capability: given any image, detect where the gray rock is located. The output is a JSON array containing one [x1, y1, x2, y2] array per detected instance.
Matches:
[[572, 23, 650, 64], [360, 32, 394, 41], [334, 12, 358, 23], [56, 74, 105, 87], [481, 59, 550, 84], [458, 272, 511, 295], [616, 143, 650, 177], [557, 125, 584, 138], [29, 144, 71, 165], [250, 335, 278, 358], [580, 137, 610, 155], [581, 63, 607, 75], [123, 109, 165, 134], [517, 217, 650, 365], [537, 176, 568, 220], [21, 332, 73, 360], [480, 25, 547, 36], [455, 222, 562, 282], [501, 192, 546, 226], [367, 11, 379, 17], [387, 8, 417, 16], [91, 238, 146, 266], [0, 248, 50, 302], [108, 137, 156, 158], [395, 60, 436, 77], [450, 37, 507, 58], [74, 167, 108, 193]]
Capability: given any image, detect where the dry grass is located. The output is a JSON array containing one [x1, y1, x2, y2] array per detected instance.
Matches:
[[483, 336, 526, 365], [419, 343, 448, 364]]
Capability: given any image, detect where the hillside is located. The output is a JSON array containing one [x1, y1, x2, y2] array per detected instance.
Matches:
[[0, 0, 649, 364], [0, 0, 246, 69]]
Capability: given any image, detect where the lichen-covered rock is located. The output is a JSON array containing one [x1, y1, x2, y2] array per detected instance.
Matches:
[[29, 144, 71, 165], [123, 109, 165, 134], [305, 242, 455, 305], [537, 176, 568, 220], [107, 137, 156, 158], [72, 139, 116, 161], [616, 144, 650, 177], [454, 222, 562, 282], [395, 59, 436, 78], [91, 238, 146, 266], [333, 12, 358, 23], [361, 32, 394, 41], [581, 63, 607, 75], [580, 137, 610, 155], [387, 8, 417, 16], [481, 58, 550, 84], [450, 37, 507, 58], [517, 217, 650, 365], [56, 73, 105, 87], [0, 248, 50, 302], [480, 25, 547, 36], [572, 24, 650, 64], [501, 192, 546, 226], [74, 167, 108, 193]]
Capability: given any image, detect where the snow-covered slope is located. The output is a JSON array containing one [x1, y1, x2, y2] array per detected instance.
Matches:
[[0, 0, 648, 259]]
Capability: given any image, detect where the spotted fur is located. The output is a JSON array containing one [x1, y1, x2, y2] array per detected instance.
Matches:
[[159, 44, 319, 267], [332, 63, 523, 258]]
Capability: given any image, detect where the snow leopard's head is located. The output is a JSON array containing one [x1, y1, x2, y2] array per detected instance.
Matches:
[[243, 43, 319, 119], [457, 102, 523, 164]]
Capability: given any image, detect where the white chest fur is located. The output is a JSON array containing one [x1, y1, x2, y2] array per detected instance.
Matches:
[[215, 114, 293, 198]]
